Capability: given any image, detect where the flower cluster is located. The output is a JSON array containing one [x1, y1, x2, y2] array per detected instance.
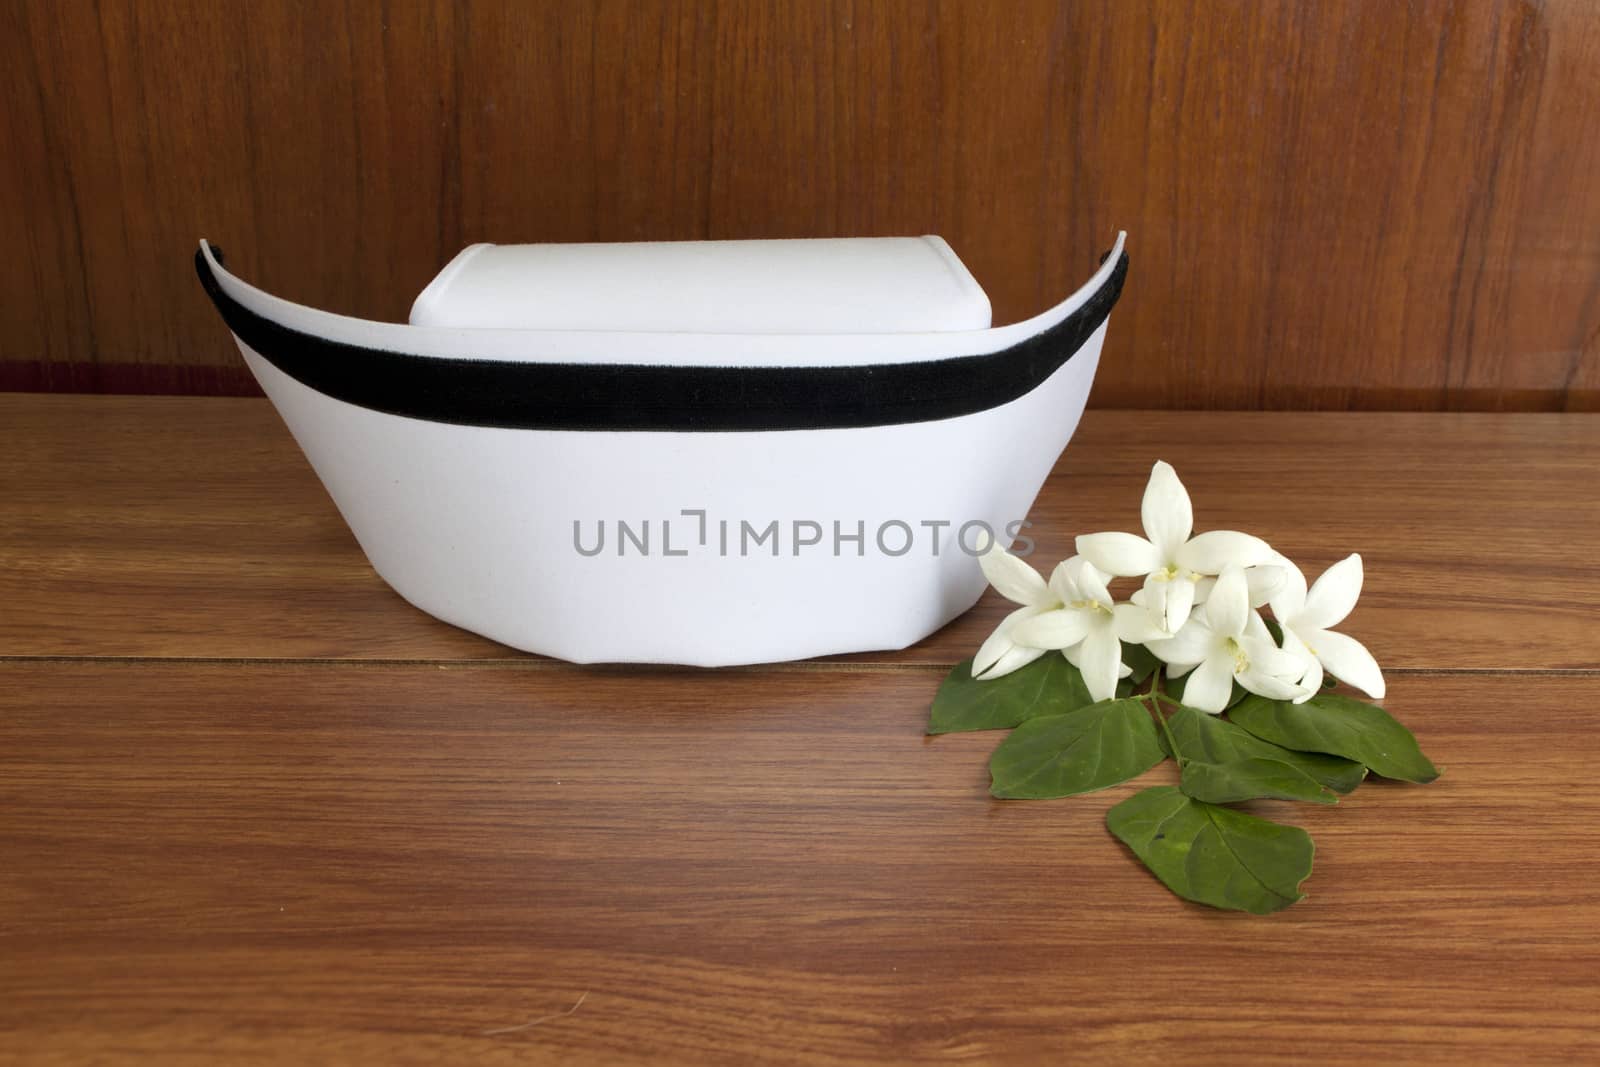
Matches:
[[974, 461, 1385, 713]]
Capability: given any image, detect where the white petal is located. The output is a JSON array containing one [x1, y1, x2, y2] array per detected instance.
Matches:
[[975, 643, 1048, 680], [1146, 616, 1214, 666], [1244, 609, 1273, 642], [1313, 628, 1386, 699], [1012, 608, 1093, 651], [1238, 635, 1307, 680], [1140, 460, 1194, 560], [1278, 626, 1322, 698], [1244, 564, 1284, 608], [1078, 623, 1123, 703], [1182, 654, 1236, 713], [1300, 554, 1364, 631], [1113, 602, 1169, 644], [1202, 564, 1250, 639], [1046, 557, 1083, 604], [972, 626, 1014, 678], [1071, 557, 1114, 609], [1140, 577, 1169, 627], [1175, 531, 1276, 575], [979, 542, 1050, 607], [973, 604, 1047, 677], [1069, 639, 1132, 679], [1237, 668, 1311, 702], [1268, 558, 1309, 622], [1163, 576, 1196, 632], [1075, 532, 1162, 577], [1294, 658, 1322, 702]]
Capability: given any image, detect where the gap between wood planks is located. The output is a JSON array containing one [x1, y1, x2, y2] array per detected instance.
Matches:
[[0, 655, 1595, 676]]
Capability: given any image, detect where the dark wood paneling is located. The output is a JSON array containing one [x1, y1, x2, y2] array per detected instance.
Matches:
[[3, 1, 1598, 409]]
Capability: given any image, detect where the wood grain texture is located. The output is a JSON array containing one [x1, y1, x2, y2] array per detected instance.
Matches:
[[4, 1, 1600, 410], [1, 663, 1596, 1065], [2, 395, 1597, 669]]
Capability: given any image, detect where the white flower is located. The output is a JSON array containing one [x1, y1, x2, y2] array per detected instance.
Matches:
[[1146, 564, 1311, 713], [970, 540, 1061, 680], [1009, 557, 1169, 702], [1063, 641, 1136, 686], [1270, 554, 1386, 700], [1191, 564, 1286, 609], [1076, 461, 1276, 634]]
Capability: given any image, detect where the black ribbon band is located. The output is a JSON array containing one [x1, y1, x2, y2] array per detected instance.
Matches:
[[196, 246, 1126, 432]]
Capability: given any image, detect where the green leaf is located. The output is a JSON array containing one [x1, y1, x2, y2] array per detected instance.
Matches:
[[928, 655, 1094, 735], [1116, 644, 1163, 696], [1107, 786, 1315, 914], [1180, 758, 1337, 805], [1231, 694, 1441, 784], [989, 699, 1165, 799], [1164, 705, 1366, 794], [1124, 643, 1161, 686]]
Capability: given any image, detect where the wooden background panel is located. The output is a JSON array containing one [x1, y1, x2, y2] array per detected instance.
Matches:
[[2, 0, 1598, 409]]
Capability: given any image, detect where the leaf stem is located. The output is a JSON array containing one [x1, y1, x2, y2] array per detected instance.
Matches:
[[1144, 669, 1186, 765]]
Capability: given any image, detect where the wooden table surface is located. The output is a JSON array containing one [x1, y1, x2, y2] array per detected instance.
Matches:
[[3, 395, 1599, 1065]]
